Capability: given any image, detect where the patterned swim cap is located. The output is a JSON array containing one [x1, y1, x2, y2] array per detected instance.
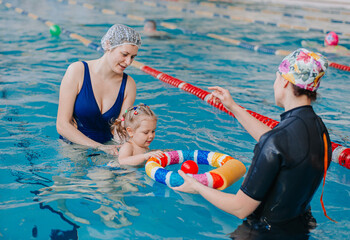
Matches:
[[101, 24, 141, 51], [325, 31, 339, 46], [278, 48, 328, 92]]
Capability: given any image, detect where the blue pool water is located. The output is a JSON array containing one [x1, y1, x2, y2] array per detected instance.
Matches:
[[0, 0, 349, 239]]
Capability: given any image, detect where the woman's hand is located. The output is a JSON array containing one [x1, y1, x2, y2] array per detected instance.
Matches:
[[98, 144, 119, 156], [144, 150, 164, 160], [171, 170, 201, 194], [208, 86, 237, 111]]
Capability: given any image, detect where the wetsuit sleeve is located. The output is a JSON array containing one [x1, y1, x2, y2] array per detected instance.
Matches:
[[240, 132, 282, 201]]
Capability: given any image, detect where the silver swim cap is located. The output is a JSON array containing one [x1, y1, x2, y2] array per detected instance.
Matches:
[[101, 24, 141, 51]]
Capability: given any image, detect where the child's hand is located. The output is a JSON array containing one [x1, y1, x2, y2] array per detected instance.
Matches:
[[144, 150, 164, 160]]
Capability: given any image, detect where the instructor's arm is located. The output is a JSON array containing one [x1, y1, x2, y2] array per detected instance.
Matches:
[[208, 86, 271, 142], [172, 170, 260, 219]]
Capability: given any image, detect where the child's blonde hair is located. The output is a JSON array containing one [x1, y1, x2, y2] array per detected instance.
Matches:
[[111, 103, 157, 143]]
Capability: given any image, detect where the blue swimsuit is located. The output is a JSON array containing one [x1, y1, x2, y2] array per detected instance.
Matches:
[[70, 61, 127, 143]]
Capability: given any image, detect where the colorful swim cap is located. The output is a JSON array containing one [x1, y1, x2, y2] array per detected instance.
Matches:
[[325, 31, 339, 46], [278, 48, 328, 92], [101, 24, 141, 51]]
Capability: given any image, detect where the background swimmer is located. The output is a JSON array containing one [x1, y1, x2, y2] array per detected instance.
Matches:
[[302, 31, 350, 56], [142, 19, 170, 39], [109, 104, 163, 166]]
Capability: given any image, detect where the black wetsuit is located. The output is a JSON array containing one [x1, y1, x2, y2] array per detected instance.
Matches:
[[231, 106, 332, 240]]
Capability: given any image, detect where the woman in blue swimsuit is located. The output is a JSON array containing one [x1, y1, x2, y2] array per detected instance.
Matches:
[[56, 24, 141, 155], [173, 48, 332, 239]]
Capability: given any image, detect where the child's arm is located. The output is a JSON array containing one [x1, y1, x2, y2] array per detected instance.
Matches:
[[118, 143, 164, 166]]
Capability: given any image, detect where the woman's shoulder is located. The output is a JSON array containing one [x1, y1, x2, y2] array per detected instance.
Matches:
[[67, 61, 85, 73], [125, 74, 135, 83], [61, 61, 86, 86], [65, 61, 87, 78], [125, 75, 137, 92]]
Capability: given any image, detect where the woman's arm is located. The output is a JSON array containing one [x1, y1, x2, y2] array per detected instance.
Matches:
[[208, 86, 271, 142], [172, 170, 260, 219], [56, 62, 116, 152], [119, 76, 137, 118]]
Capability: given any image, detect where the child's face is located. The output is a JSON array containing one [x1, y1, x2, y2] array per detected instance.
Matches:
[[129, 118, 157, 148]]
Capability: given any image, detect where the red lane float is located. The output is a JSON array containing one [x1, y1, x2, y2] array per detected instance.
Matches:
[[329, 62, 350, 72], [332, 143, 350, 169], [158, 73, 184, 87], [142, 66, 162, 78], [131, 61, 350, 169], [181, 83, 209, 100]]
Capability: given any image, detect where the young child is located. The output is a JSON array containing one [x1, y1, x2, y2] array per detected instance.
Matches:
[[108, 104, 164, 166]]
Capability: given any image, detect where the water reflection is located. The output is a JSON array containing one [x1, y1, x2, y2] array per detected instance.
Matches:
[[36, 143, 143, 229]]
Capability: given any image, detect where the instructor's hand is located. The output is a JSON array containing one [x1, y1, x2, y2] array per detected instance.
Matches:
[[171, 170, 201, 194], [208, 86, 237, 110]]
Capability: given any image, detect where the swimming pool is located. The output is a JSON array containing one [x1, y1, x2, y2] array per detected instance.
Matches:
[[0, 0, 349, 239]]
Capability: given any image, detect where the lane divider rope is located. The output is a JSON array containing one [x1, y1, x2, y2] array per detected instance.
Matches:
[[173, 0, 350, 26], [53, 0, 350, 72], [205, 0, 350, 17], [120, 0, 350, 37], [2, 0, 349, 169]]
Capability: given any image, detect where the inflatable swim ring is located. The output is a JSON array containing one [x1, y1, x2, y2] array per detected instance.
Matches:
[[145, 150, 246, 190]]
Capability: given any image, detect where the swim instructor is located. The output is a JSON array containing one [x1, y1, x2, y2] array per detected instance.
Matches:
[[56, 24, 141, 155], [172, 48, 332, 239]]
